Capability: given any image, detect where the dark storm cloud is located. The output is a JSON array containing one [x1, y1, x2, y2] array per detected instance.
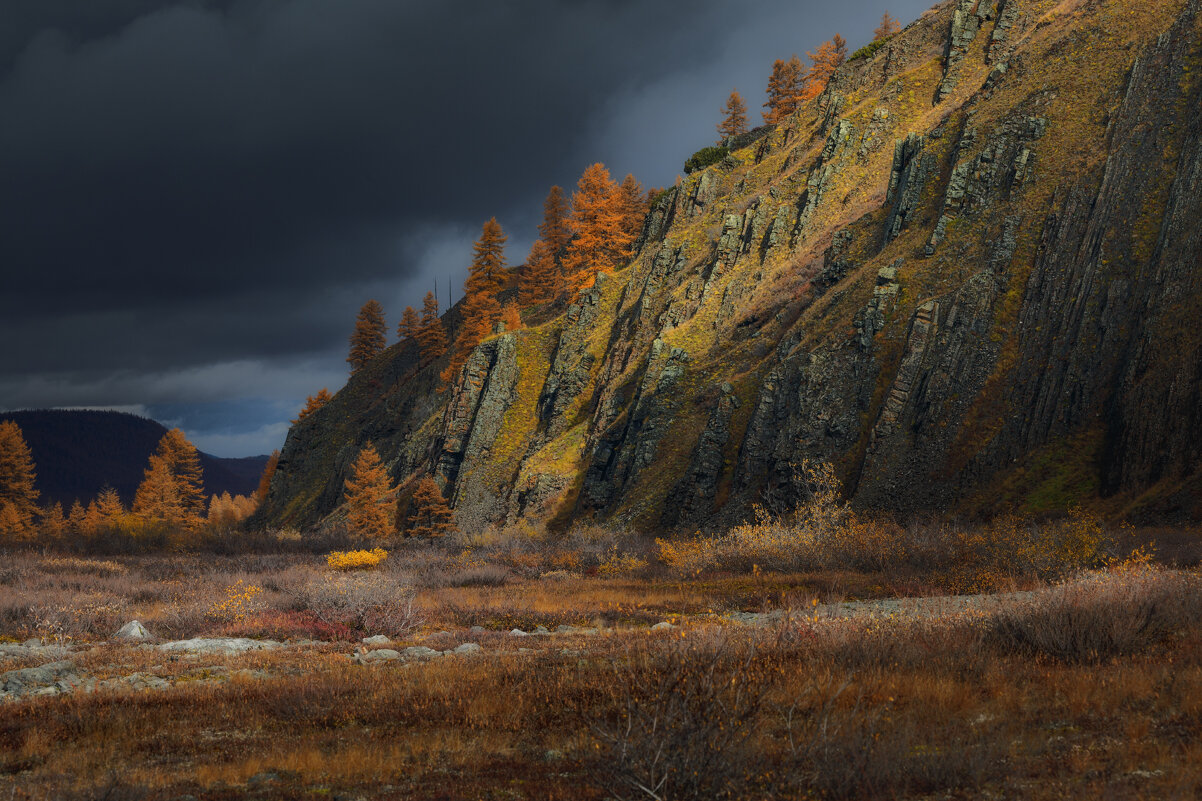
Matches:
[[0, 0, 933, 455]]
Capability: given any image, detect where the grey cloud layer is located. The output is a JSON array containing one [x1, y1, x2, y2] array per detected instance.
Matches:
[[0, 0, 930, 451]]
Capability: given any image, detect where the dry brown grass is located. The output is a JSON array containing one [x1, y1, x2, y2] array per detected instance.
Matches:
[[0, 565, 1199, 800]]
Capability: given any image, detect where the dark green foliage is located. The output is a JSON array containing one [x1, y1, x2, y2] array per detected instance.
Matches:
[[684, 145, 729, 175], [647, 187, 675, 209], [850, 35, 894, 62]]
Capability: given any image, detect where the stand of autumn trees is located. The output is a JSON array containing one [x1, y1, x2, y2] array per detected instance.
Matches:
[[762, 34, 847, 123], [0, 422, 269, 545], [342, 443, 456, 539]]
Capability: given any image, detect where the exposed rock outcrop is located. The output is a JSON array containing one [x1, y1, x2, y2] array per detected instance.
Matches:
[[261, 0, 1202, 533]]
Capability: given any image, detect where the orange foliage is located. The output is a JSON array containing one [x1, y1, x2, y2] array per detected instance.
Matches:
[[618, 173, 648, 238], [520, 239, 559, 307], [404, 477, 455, 538], [563, 163, 638, 295], [397, 305, 421, 340], [417, 292, 447, 364], [343, 442, 395, 540], [442, 219, 508, 384], [874, 11, 901, 41], [133, 429, 206, 529], [255, 450, 280, 505], [0, 420, 39, 539], [347, 299, 386, 375], [538, 185, 572, 263], [293, 388, 332, 424], [763, 55, 804, 123], [799, 35, 847, 102], [717, 89, 748, 138], [500, 301, 523, 332]]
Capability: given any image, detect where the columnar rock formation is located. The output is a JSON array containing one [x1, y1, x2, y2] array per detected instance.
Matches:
[[259, 0, 1202, 533]]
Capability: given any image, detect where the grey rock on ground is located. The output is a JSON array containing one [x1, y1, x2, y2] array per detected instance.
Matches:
[[158, 638, 281, 654], [115, 620, 152, 640]]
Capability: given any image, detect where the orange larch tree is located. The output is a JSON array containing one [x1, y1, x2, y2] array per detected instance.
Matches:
[[155, 429, 207, 521], [465, 217, 508, 300], [538, 185, 572, 264], [255, 449, 280, 505], [293, 388, 332, 424], [133, 429, 205, 528], [520, 239, 559, 307], [94, 485, 126, 524], [397, 305, 421, 341], [404, 477, 456, 538], [417, 291, 448, 364], [763, 55, 805, 123], [442, 219, 508, 383], [800, 35, 847, 102], [40, 501, 66, 540], [875, 12, 901, 41], [562, 163, 635, 295], [133, 454, 187, 527], [347, 299, 387, 375], [0, 420, 39, 539], [619, 173, 649, 242], [500, 301, 523, 332], [717, 89, 749, 139], [343, 442, 395, 540], [67, 500, 87, 536]]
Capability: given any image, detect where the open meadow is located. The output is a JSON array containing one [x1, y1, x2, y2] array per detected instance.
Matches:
[[2, 514, 1201, 800]]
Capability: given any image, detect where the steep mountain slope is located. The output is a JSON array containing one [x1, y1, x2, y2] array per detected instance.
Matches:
[[261, 0, 1202, 532], [0, 410, 269, 507]]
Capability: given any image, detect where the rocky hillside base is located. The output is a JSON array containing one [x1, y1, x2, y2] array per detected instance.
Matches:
[[262, 0, 1202, 535]]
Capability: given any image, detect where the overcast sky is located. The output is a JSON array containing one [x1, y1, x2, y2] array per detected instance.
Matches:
[[0, 0, 933, 457]]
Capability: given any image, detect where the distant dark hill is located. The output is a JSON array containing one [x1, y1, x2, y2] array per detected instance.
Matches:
[[0, 410, 270, 508]]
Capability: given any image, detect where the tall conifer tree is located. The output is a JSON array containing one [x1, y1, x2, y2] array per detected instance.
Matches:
[[538, 185, 572, 263], [443, 219, 508, 383], [763, 56, 804, 123], [343, 442, 395, 540], [397, 305, 421, 340], [563, 163, 635, 295], [404, 477, 455, 538], [717, 89, 749, 138], [347, 299, 387, 375], [520, 239, 559, 307], [0, 421, 39, 539], [417, 292, 447, 364]]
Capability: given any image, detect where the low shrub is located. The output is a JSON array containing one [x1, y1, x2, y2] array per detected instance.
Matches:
[[38, 557, 126, 576], [658, 462, 1117, 590], [292, 572, 420, 637], [684, 145, 729, 174], [207, 579, 265, 625], [849, 35, 894, 61], [583, 638, 767, 800], [987, 567, 1202, 663], [326, 548, 389, 570]]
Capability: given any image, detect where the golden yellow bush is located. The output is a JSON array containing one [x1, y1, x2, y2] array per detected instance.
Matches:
[[596, 546, 648, 577], [326, 548, 390, 570], [208, 579, 264, 623]]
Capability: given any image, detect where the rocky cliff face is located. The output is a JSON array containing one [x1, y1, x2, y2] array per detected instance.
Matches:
[[260, 0, 1202, 532]]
